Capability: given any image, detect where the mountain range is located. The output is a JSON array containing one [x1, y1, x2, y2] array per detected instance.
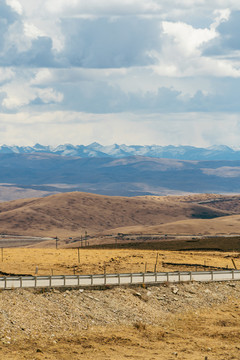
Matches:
[[1, 143, 240, 160], [0, 153, 240, 200]]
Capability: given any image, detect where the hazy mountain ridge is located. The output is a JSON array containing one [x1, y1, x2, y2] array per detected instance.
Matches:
[[1, 154, 240, 200], [1, 143, 240, 160]]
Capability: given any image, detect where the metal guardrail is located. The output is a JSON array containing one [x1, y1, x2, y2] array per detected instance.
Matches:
[[0, 270, 240, 290]]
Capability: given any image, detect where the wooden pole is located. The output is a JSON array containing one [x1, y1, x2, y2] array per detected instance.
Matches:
[[232, 259, 237, 270], [155, 253, 159, 272], [78, 247, 80, 263]]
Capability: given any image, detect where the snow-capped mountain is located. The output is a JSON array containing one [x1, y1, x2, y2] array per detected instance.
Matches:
[[0, 143, 239, 160]]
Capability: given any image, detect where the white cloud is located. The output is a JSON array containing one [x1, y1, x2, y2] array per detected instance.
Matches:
[[23, 22, 45, 39], [1, 81, 63, 109], [44, 0, 162, 16], [2, 82, 36, 109], [6, 0, 22, 14], [150, 11, 240, 78], [162, 21, 217, 56], [0, 68, 15, 83], [211, 8, 230, 29], [37, 88, 63, 104], [1, 0, 240, 148], [0, 111, 240, 148]]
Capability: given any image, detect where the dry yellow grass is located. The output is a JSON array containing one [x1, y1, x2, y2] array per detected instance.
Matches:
[[115, 214, 240, 236], [0, 248, 238, 276], [1, 248, 240, 360]]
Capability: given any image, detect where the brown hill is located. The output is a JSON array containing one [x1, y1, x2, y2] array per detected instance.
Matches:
[[0, 192, 230, 238], [107, 214, 240, 237]]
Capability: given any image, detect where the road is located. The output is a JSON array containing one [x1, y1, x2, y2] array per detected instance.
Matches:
[[0, 269, 240, 290], [0, 235, 54, 247]]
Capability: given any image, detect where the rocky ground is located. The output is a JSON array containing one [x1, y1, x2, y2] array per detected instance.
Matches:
[[0, 281, 240, 359]]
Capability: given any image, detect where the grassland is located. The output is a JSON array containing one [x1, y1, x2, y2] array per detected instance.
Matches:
[[1, 192, 240, 359], [0, 248, 240, 360], [0, 247, 239, 276]]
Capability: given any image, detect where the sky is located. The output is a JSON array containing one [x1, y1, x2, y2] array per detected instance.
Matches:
[[1, 0, 240, 147]]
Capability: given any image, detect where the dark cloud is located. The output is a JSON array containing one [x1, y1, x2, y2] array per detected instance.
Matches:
[[187, 78, 240, 112], [0, 36, 57, 67], [49, 76, 240, 114], [0, 1, 19, 51], [0, 1, 57, 67], [60, 17, 161, 68], [0, 1, 19, 23], [1, 9, 161, 68], [53, 81, 182, 113]]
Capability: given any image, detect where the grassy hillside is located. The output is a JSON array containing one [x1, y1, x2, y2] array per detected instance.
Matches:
[[0, 192, 230, 238]]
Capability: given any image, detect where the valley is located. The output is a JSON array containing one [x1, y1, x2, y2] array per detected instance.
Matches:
[[0, 191, 240, 359]]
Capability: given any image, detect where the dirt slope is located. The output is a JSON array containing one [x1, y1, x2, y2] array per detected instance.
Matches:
[[0, 192, 229, 237], [0, 282, 240, 359]]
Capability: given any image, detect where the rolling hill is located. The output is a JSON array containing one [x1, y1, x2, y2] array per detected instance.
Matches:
[[0, 191, 235, 239]]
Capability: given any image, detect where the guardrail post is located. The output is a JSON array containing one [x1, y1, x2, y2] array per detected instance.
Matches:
[[49, 276, 52, 287], [190, 272, 192, 281], [118, 273, 120, 285], [104, 273, 106, 285], [20, 277, 23, 288], [78, 275, 80, 286], [35, 276, 37, 288], [166, 272, 169, 282], [130, 273, 133, 284], [211, 271, 214, 281], [143, 273, 145, 284], [91, 275, 93, 286], [178, 272, 181, 283], [4, 277, 6, 289], [232, 270, 234, 280], [63, 275, 66, 287], [155, 272, 157, 282]]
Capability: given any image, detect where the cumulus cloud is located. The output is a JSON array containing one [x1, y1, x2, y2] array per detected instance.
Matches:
[[162, 21, 217, 56], [1, 78, 63, 110], [0, 0, 240, 146]]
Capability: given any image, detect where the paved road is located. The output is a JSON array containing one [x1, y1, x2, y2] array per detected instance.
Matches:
[[0, 269, 240, 290], [0, 235, 54, 248]]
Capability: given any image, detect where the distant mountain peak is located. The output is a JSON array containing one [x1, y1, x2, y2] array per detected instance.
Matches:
[[0, 143, 239, 160]]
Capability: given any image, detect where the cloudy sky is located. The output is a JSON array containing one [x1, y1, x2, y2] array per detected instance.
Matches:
[[1, 0, 240, 147]]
